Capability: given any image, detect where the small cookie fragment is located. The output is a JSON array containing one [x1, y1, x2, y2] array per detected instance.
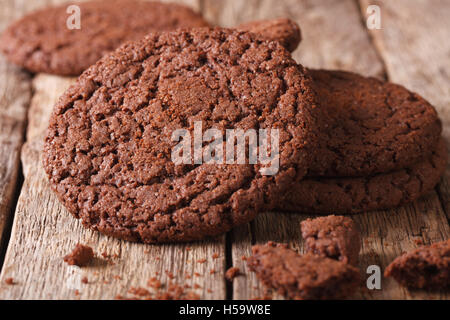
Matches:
[[225, 267, 240, 281], [247, 242, 360, 300], [301, 215, 361, 265], [384, 239, 450, 289], [64, 244, 94, 267], [5, 278, 15, 285], [236, 18, 301, 52]]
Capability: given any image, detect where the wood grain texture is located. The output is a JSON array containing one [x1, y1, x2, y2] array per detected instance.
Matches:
[[0, 0, 33, 260], [0, 0, 227, 300], [359, 0, 450, 223]]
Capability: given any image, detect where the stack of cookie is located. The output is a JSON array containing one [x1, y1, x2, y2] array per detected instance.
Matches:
[[274, 69, 445, 214], [0, 0, 446, 245]]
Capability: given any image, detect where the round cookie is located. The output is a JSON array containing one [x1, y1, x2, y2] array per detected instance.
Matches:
[[0, 0, 210, 76], [43, 28, 320, 243], [308, 69, 442, 177], [274, 138, 447, 214], [236, 18, 301, 52]]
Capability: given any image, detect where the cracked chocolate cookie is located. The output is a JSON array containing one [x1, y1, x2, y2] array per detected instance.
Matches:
[[43, 28, 320, 243], [308, 69, 442, 177], [0, 0, 210, 76], [275, 138, 447, 214], [236, 18, 301, 52]]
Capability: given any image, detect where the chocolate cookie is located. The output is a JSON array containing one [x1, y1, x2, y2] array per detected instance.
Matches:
[[275, 138, 447, 214], [300, 215, 361, 265], [43, 28, 320, 243], [384, 239, 450, 289], [247, 242, 360, 300], [236, 18, 301, 52], [0, 0, 210, 76], [308, 69, 442, 177]]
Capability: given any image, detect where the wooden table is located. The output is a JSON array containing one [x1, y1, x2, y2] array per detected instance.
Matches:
[[0, 0, 448, 300]]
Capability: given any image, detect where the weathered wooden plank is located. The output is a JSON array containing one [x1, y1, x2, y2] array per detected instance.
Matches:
[[359, 0, 450, 223], [0, 0, 34, 264], [204, 0, 449, 300], [27, 75, 75, 141], [0, 0, 226, 300], [203, 0, 385, 78]]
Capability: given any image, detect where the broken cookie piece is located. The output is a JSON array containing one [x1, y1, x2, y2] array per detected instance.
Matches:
[[225, 267, 240, 281], [384, 239, 450, 289], [301, 215, 361, 265], [64, 244, 94, 267], [236, 18, 301, 52], [247, 242, 360, 300]]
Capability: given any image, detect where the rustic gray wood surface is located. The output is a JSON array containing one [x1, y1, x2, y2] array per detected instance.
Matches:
[[0, 0, 448, 299], [0, 0, 33, 264]]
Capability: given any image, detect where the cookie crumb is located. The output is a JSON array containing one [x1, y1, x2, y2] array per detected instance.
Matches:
[[129, 287, 151, 297], [155, 283, 199, 300], [64, 244, 94, 267], [147, 277, 162, 289], [5, 278, 14, 285], [212, 253, 219, 259], [81, 276, 89, 284], [225, 267, 240, 281], [252, 295, 272, 300], [197, 258, 207, 264]]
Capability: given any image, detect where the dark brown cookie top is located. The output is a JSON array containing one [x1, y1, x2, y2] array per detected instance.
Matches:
[[236, 18, 301, 52], [0, 0, 210, 76], [275, 138, 447, 214], [247, 242, 360, 300], [301, 215, 361, 265], [384, 239, 450, 289], [309, 69, 442, 177], [43, 28, 319, 243]]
